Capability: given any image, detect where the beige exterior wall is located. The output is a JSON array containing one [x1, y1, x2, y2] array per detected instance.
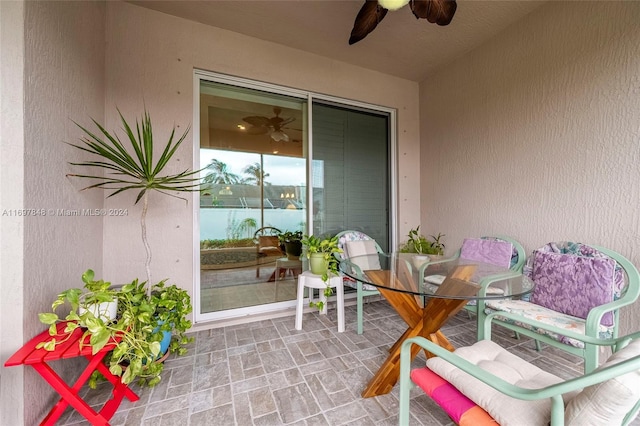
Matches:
[[102, 2, 421, 287], [420, 1, 640, 332], [0, 2, 105, 423]]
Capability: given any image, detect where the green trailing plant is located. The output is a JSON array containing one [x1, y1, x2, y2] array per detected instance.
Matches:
[[37, 269, 118, 351], [67, 109, 202, 294], [399, 226, 446, 255], [38, 270, 193, 388], [278, 230, 303, 244], [301, 234, 342, 311]]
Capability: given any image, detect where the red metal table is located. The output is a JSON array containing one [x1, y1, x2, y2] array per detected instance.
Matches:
[[4, 321, 139, 425]]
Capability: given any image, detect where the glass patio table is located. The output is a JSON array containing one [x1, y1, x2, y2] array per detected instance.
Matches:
[[339, 253, 534, 398]]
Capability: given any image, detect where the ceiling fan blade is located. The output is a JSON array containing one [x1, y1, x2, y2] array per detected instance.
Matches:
[[349, 0, 388, 45], [410, 0, 456, 25], [279, 117, 296, 127], [243, 116, 271, 127], [246, 126, 269, 135]]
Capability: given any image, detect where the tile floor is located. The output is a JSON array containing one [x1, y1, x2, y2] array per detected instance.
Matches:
[[200, 265, 299, 312], [57, 300, 636, 426]]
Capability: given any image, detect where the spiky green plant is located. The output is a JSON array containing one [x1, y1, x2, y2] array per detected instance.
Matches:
[[67, 109, 202, 293]]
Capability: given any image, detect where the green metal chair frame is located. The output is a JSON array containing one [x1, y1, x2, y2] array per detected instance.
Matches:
[[334, 230, 383, 335], [399, 313, 640, 426], [477, 244, 640, 373]]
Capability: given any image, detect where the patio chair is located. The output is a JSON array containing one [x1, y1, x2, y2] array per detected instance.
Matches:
[[398, 322, 640, 426], [254, 226, 283, 278], [479, 242, 640, 373], [335, 230, 383, 334]]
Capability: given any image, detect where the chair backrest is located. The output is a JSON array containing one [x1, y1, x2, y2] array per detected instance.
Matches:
[[524, 242, 639, 327], [457, 235, 526, 272], [334, 230, 383, 261], [254, 226, 282, 253], [335, 230, 384, 272]]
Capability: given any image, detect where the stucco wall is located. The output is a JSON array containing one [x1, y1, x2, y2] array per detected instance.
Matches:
[[0, 2, 106, 424], [0, 2, 26, 425], [102, 2, 421, 292], [420, 1, 640, 332]]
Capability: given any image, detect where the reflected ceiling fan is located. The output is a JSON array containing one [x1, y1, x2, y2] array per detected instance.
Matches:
[[242, 107, 296, 142]]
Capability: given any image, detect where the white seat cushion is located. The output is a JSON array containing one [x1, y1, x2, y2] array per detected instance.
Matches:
[[565, 339, 640, 425], [427, 340, 577, 426], [484, 299, 614, 348]]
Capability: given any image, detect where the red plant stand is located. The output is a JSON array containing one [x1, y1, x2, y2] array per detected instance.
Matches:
[[4, 321, 139, 425]]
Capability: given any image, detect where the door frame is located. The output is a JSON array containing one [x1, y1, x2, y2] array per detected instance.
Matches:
[[193, 70, 398, 324]]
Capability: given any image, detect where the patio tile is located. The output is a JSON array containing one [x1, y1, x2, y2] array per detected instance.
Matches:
[[55, 299, 638, 426]]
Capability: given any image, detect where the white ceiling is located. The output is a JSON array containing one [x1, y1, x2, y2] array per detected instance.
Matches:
[[129, 0, 546, 81]]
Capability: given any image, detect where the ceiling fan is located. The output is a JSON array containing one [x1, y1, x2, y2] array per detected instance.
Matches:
[[349, 0, 457, 45], [242, 107, 296, 142]]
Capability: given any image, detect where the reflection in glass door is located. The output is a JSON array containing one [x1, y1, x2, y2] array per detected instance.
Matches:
[[198, 80, 307, 318]]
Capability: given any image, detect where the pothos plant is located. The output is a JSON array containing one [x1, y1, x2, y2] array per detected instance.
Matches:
[[38, 269, 193, 387], [301, 234, 342, 311]]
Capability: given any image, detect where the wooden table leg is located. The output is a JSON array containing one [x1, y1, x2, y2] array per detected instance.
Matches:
[[361, 266, 478, 398], [360, 290, 470, 397]]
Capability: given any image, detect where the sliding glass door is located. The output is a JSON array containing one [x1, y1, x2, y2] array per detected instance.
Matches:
[[195, 72, 394, 323]]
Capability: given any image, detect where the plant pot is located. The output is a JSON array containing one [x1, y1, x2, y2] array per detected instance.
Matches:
[[412, 255, 430, 269], [428, 254, 444, 262], [155, 320, 172, 357], [309, 253, 329, 275], [284, 240, 303, 260], [78, 295, 118, 323]]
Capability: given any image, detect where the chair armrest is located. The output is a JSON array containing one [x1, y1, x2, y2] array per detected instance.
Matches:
[[339, 258, 365, 279], [584, 295, 639, 336], [476, 270, 522, 297], [418, 253, 461, 283]]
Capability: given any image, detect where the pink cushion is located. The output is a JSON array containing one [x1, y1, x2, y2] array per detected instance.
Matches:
[[411, 367, 496, 426], [460, 238, 513, 269], [530, 250, 616, 326]]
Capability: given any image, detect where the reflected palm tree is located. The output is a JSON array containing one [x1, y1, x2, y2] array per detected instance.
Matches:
[[242, 162, 270, 186], [203, 159, 240, 184]]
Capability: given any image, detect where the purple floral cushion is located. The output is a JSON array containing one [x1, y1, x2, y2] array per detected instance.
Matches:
[[460, 238, 513, 269], [530, 250, 616, 326]]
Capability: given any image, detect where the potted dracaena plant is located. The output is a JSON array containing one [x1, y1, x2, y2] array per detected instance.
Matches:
[[301, 234, 342, 311], [37, 108, 201, 387]]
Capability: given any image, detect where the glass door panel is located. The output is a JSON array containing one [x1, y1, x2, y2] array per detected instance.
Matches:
[[198, 80, 307, 317], [311, 102, 390, 250]]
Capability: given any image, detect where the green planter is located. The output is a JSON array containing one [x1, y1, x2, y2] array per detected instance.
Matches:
[[309, 253, 329, 275]]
